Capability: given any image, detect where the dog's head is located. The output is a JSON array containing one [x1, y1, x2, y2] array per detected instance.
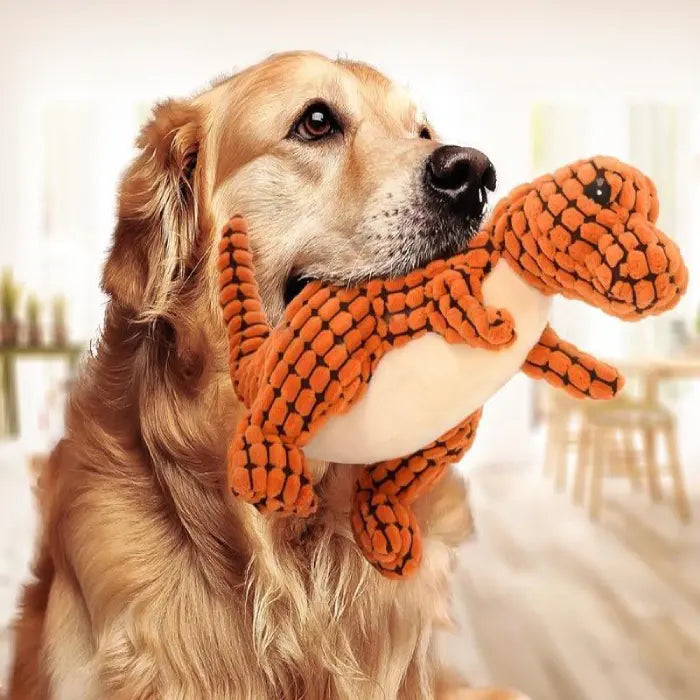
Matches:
[[103, 51, 496, 336]]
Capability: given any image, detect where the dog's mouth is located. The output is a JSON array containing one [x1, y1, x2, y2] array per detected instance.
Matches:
[[282, 213, 485, 308], [283, 273, 315, 307]]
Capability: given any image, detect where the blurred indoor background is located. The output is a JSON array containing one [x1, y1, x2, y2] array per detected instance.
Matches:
[[1, 1, 699, 698]]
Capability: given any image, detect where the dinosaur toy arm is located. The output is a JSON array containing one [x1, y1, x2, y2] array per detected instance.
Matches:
[[218, 217, 273, 407], [522, 324, 625, 399], [426, 268, 516, 349]]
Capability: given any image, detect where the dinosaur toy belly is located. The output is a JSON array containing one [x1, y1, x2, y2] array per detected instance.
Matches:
[[304, 259, 553, 464]]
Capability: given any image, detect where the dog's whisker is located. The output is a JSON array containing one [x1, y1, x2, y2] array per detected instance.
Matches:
[[345, 237, 374, 289]]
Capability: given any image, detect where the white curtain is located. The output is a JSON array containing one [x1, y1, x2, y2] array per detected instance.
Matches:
[[531, 101, 698, 359], [13, 101, 140, 445]]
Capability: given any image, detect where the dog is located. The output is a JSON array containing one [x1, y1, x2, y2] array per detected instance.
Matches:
[[8, 51, 526, 699]]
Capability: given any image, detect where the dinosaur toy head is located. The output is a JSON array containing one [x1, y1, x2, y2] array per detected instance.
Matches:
[[505, 156, 688, 320]]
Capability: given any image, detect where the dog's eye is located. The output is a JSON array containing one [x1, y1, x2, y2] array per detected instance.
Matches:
[[583, 174, 611, 205], [292, 102, 340, 141], [419, 126, 432, 140]]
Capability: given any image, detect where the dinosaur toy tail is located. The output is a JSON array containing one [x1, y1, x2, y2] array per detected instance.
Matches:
[[217, 216, 271, 372]]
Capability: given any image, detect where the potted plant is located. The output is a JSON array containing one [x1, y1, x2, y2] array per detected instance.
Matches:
[[1, 269, 20, 346], [52, 295, 67, 346], [26, 294, 42, 347]]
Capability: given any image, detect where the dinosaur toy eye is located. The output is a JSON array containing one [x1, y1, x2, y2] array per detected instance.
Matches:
[[584, 174, 611, 205]]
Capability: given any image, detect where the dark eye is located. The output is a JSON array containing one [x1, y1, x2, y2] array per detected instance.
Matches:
[[584, 174, 611, 205], [292, 102, 340, 141], [419, 126, 432, 140]]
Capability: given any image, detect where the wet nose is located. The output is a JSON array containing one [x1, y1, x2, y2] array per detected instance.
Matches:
[[425, 145, 497, 217]]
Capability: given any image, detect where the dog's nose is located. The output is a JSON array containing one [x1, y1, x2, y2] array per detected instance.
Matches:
[[426, 146, 496, 217]]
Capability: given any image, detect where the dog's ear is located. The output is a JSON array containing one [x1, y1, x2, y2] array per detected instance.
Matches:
[[102, 99, 202, 316]]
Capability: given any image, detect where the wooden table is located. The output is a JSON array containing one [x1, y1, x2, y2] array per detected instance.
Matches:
[[0, 345, 84, 438], [612, 353, 700, 402]]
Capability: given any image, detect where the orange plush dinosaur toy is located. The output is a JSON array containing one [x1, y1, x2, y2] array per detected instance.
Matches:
[[218, 156, 687, 579]]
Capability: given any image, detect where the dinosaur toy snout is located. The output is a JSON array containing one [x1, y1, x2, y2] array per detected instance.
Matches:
[[519, 156, 688, 320], [576, 158, 687, 319], [584, 215, 688, 319]]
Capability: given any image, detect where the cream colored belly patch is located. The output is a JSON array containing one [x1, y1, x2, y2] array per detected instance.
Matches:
[[305, 260, 552, 463]]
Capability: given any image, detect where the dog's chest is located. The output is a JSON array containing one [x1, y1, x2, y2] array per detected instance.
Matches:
[[304, 259, 552, 464]]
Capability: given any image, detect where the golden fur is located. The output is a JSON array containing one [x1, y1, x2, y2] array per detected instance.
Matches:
[[8, 52, 525, 699]]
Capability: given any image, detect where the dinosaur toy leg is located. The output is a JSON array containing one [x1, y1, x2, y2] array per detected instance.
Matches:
[[523, 324, 625, 399], [228, 413, 317, 517], [351, 409, 482, 579], [427, 270, 516, 348]]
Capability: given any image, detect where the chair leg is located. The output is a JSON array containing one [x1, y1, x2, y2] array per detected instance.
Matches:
[[544, 421, 557, 478], [643, 427, 662, 502], [573, 423, 591, 505], [588, 428, 605, 521], [622, 428, 641, 491], [662, 423, 691, 523], [554, 420, 568, 492]]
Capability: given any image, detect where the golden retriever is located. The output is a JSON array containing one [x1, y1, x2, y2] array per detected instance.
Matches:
[[8, 51, 525, 699]]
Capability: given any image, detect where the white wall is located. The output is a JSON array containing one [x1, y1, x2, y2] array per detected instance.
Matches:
[[1, 0, 699, 458], [3, 0, 699, 275], [2, 0, 700, 290]]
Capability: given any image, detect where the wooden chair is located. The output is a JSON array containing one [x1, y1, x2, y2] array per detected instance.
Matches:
[[543, 390, 691, 523], [542, 390, 582, 493], [575, 397, 691, 522]]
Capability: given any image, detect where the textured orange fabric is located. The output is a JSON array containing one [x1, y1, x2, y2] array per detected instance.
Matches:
[[218, 218, 516, 523], [522, 325, 623, 399], [351, 409, 482, 579], [219, 156, 688, 579]]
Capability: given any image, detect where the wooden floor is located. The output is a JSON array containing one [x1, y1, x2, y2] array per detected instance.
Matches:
[[2, 452, 699, 698], [440, 462, 700, 700]]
